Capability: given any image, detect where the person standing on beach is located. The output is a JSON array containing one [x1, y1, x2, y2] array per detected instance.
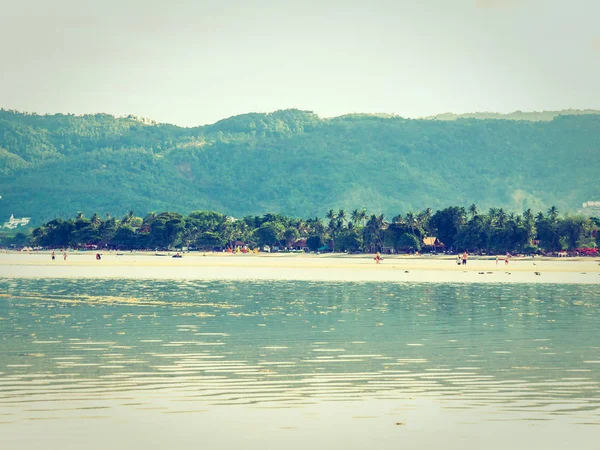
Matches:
[[374, 252, 382, 264], [63, 252, 67, 261], [462, 252, 468, 265], [51, 251, 55, 261]]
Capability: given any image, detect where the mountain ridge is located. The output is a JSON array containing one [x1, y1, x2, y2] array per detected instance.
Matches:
[[1, 108, 599, 225]]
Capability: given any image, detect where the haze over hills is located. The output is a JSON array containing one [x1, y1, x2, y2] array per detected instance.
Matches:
[[422, 109, 600, 121], [0, 108, 599, 226]]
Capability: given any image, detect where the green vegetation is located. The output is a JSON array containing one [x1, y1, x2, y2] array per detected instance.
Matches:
[[1, 109, 599, 226], [11, 206, 598, 255]]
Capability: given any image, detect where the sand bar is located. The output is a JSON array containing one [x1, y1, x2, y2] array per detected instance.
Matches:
[[1, 252, 599, 284]]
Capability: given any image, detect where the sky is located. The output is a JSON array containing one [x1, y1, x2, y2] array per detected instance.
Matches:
[[1, 0, 599, 126]]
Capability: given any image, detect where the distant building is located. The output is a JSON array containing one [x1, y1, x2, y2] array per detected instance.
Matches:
[[291, 239, 309, 251], [577, 201, 600, 218], [2, 214, 31, 229], [423, 237, 446, 250]]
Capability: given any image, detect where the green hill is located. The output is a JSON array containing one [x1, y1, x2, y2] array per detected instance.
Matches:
[[1, 109, 599, 225]]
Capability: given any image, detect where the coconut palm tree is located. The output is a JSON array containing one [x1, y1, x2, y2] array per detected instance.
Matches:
[[295, 219, 308, 236], [523, 209, 535, 243], [337, 209, 347, 226], [535, 211, 545, 224], [121, 210, 135, 225], [405, 211, 416, 236], [419, 207, 433, 236], [496, 208, 507, 227], [350, 209, 361, 227], [358, 207, 367, 228], [327, 218, 337, 251], [365, 214, 387, 252], [468, 203, 478, 220], [488, 207, 499, 225], [91, 213, 101, 228], [547, 206, 559, 222]]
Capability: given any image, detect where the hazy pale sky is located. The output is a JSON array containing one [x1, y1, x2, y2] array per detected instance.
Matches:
[[1, 0, 598, 126]]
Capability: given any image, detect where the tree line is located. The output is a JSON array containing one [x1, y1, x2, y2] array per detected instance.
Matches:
[[5, 205, 598, 254]]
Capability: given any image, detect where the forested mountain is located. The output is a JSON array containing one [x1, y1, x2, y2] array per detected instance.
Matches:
[[1, 108, 599, 225]]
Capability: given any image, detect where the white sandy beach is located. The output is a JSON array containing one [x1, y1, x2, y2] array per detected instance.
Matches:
[[1, 252, 599, 284]]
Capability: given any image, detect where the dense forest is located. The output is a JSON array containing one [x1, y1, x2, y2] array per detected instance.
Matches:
[[4, 205, 598, 255], [1, 109, 599, 226]]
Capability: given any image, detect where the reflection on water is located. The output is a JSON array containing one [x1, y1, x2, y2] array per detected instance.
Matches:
[[1, 279, 599, 427]]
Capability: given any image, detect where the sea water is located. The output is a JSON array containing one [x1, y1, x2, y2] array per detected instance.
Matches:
[[1, 278, 599, 449]]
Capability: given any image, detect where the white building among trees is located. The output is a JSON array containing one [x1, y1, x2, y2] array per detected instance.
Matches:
[[2, 214, 31, 229], [578, 201, 600, 218]]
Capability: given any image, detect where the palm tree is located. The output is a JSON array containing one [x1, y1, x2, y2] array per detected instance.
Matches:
[[488, 207, 499, 225], [420, 207, 433, 235], [121, 210, 135, 225], [392, 214, 403, 224], [523, 209, 535, 243], [326, 209, 337, 222], [365, 214, 387, 252], [496, 208, 507, 227], [91, 213, 101, 228], [350, 209, 360, 226], [468, 203, 478, 220], [535, 211, 545, 223], [76, 211, 84, 219], [295, 219, 308, 236], [547, 206, 559, 222], [337, 209, 347, 227], [405, 211, 416, 236], [358, 207, 367, 228], [327, 218, 337, 251]]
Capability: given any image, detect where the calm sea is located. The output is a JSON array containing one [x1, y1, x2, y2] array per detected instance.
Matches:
[[1, 278, 599, 449]]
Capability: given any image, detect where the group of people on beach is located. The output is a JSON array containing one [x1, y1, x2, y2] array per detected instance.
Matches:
[[374, 251, 514, 267], [455, 251, 511, 266], [50, 251, 103, 260], [51, 251, 68, 261]]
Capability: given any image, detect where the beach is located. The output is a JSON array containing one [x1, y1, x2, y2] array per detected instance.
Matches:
[[1, 251, 599, 283]]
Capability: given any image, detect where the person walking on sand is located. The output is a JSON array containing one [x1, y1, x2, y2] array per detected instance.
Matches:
[[505, 252, 510, 265], [63, 252, 67, 261], [462, 252, 468, 265], [374, 252, 382, 264], [51, 251, 55, 261]]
